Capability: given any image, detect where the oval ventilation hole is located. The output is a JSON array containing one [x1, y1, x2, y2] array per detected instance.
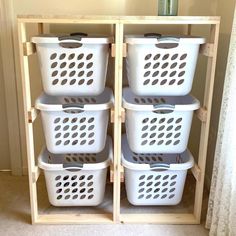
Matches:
[[50, 53, 57, 60], [145, 54, 152, 60]]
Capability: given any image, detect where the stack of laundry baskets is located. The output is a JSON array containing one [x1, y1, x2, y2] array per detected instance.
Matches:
[[122, 33, 205, 205], [32, 33, 114, 206]]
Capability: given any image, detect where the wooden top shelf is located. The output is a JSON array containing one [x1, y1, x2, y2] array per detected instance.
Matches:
[[17, 15, 220, 24]]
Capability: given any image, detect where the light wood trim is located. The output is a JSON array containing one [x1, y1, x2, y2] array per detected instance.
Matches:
[[110, 108, 115, 123], [17, 15, 119, 24], [113, 23, 123, 223], [111, 108, 125, 123], [123, 43, 127, 57], [17, 15, 220, 24], [200, 43, 214, 57], [195, 107, 207, 123], [36, 214, 113, 224], [120, 213, 198, 224], [23, 42, 36, 56], [112, 43, 127, 58], [111, 43, 116, 57], [119, 16, 220, 24], [18, 21, 39, 224], [110, 165, 124, 182], [191, 163, 201, 182], [194, 23, 220, 223], [28, 107, 39, 123], [32, 166, 41, 183]]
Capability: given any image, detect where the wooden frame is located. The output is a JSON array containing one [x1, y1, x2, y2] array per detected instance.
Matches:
[[17, 15, 220, 224]]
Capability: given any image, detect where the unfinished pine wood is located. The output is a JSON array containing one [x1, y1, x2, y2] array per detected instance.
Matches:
[[195, 107, 208, 123], [32, 166, 41, 183], [200, 43, 214, 57], [28, 107, 39, 123], [110, 165, 124, 182], [120, 213, 198, 224], [23, 42, 36, 56], [17, 15, 220, 225], [18, 22, 39, 224], [194, 23, 220, 223], [191, 163, 201, 182], [17, 15, 220, 24], [37, 214, 113, 224], [113, 23, 123, 223]]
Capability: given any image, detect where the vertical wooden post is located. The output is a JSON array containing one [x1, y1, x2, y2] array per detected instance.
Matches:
[[194, 23, 220, 222], [17, 22, 39, 224], [187, 24, 192, 35], [113, 22, 123, 223], [37, 23, 44, 34]]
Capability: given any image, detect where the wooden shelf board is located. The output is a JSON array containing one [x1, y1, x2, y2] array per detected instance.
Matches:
[[120, 213, 199, 224], [36, 213, 113, 224], [17, 15, 220, 25]]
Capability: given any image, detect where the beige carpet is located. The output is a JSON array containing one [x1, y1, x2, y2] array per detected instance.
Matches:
[[0, 172, 209, 236]]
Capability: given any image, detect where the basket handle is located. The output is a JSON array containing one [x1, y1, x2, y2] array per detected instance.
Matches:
[[58, 32, 88, 41], [62, 104, 85, 111], [150, 163, 170, 170], [144, 33, 162, 38], [153, 104, 175, 112], [157, 36, 180, 43], [63, 163, 84, 170]]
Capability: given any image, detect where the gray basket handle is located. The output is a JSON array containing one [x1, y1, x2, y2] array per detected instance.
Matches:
[[144, 33, 162, 38], [58, 32, 88, 41], [153, 104, 175, 111], [157, 36, 180, 43], [62, 104, 84, 111], [150, 163, 170, 170], [63, 163, 84, 170]]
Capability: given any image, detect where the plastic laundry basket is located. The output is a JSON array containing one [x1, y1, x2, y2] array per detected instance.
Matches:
[[32, 33, 113, 96], [122, 135, 194, 205], [38, 136, 112, 207], [125, 34, 205, 96], [123, 87, 200, 153], [35, 88, 113, 154]]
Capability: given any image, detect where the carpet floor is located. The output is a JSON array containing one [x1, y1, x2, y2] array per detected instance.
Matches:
[[0, 172, 209, 236]]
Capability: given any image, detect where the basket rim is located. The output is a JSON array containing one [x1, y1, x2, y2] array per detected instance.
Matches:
[[38, 136, 112, 171], [125, 34, 205, 45], [122, 87, 200, 111], [121, 134, 194, 171], [35, 87, 114, 111], [32, 34, 113, 44]]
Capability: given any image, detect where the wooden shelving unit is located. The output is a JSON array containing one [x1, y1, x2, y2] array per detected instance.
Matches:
[[17, 15, 220, 224]]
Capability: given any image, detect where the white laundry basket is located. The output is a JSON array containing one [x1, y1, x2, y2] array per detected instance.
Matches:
[[122, 135, 194, 205], [32, 33, 113, 96], [123, 88, 200, 153], [38, 136, 112, 207], [125, 34, 205, 96], [35, 88, 113, 154]]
